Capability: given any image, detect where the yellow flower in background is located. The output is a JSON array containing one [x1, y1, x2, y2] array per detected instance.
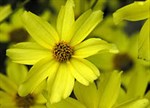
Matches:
[[0, 60, 47, 108], [113, 0, 150, 61], [7, 0, 117, 103], [0, 9, 29, 43], [117, 68, 150, 106], [74, 70, 149, 108], [0, 4, 12, 23], [0, 8, 50, 43], [87, 16, 149, 88], [47, 97, 86, 108]]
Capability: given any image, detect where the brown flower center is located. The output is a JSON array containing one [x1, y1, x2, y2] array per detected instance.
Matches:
[[113, 53, 134, 72], [15, 94, 35, 108], [9, 28, 28, 42], [53, 42, 74, 62]]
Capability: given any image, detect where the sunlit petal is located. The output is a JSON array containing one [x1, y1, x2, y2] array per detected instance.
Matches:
[[57, 0, 75, 41], [70, 58, 99, 84], [7, 42, 52, 65], [0, 73, 17, 95], [73, 38, 118, 58], [113, 1, 150, 24], [138, 19, 150, 61], [74, 81, 99, 108], [70, 10, 103, 46], [6, 60, 28, 85], [18, 57, 55, 96], [47, 63, 74, 103], [22, 11, 59, 49]]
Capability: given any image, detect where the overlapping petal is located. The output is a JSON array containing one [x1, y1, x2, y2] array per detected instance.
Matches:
[[6, 60, 28, 85], [138, 19, 150, 61], [70, 9, 103, 46], [47, 63, 74, 103], [0, 74, 17, 95], [98, 71, 121, 108], [0, 91, 16, 107], [74, 81, 99, 108], [113, 0, 150, 24], [126, 70, 149, 99], [115, 98, 149, 108], [57, 0, 75, 41], [18, 57, 57, 96], [67, 61, 89, 86], [22, 11, 59, 49], [7, 42, 51, 65], [69, 58, 99, 85], [47, 97, 86, 108], [73, 38, 118, 58]]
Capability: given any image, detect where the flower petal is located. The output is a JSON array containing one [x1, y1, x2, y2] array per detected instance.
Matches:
[[18, 57, 56, 96], [113, 1, 150, 24], [70, 9, 103, 46], [0, 5, 12, 22], [126, 70, 149, 99], [98, 70, 122, 108], [67, 61, 89, 86], [22, 11, 59, 49], [115, 98, 149, 108], [6, 60, 28, 85], [0, 73, 17, 95], [57, 0, 75, 41], [138, 19, 150, 61], [74, 81, 99, 108], [47, 63, 74, 103], [73, 38, 118, 58], [7, 42, 51, 65], [70, 58, 100, 85], [47, 97, 86, 108], [0, 91, 16, 107]]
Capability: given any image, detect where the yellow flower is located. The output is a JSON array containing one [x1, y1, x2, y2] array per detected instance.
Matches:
[[113, 0, 150, 61], [7, 0, 117, 103], [117, 68, 150, 106], [0, 60, 46, 108], [87, 16, 149, 88], [74, 71, 149, 108]]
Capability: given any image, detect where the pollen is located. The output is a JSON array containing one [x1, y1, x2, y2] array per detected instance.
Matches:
[[53, 41, 74, 62], [15, 93, 35, 108]]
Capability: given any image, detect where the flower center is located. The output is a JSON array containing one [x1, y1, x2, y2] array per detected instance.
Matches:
[[113, 53, 134, 72], [53, 42, 74, 62], [15, 93, 35, 108], [9, 28, 28, 42]]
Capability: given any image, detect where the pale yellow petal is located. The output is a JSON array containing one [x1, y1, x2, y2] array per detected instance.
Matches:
[[7, 42, 51, 65], [48, 63, 74, 103], [22, 11, 59, 49], [73, 38, 118, 58], [0, 5, 12, 22], [70, 10, 103, 46], [0, 74, 17, 95], [98, 71, 122, 108], [138, 19, 150, 61], [6, 60, 28, 85], [48, 97, 86, 108], [57, 0, 75, 41], [18, 57, 54, 96], [115, 98, 149, 108], [67, 61, 89, 86], [70, 58, 99, 84], [74, 81, 99, 108], [113, 1, 150, 24]]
